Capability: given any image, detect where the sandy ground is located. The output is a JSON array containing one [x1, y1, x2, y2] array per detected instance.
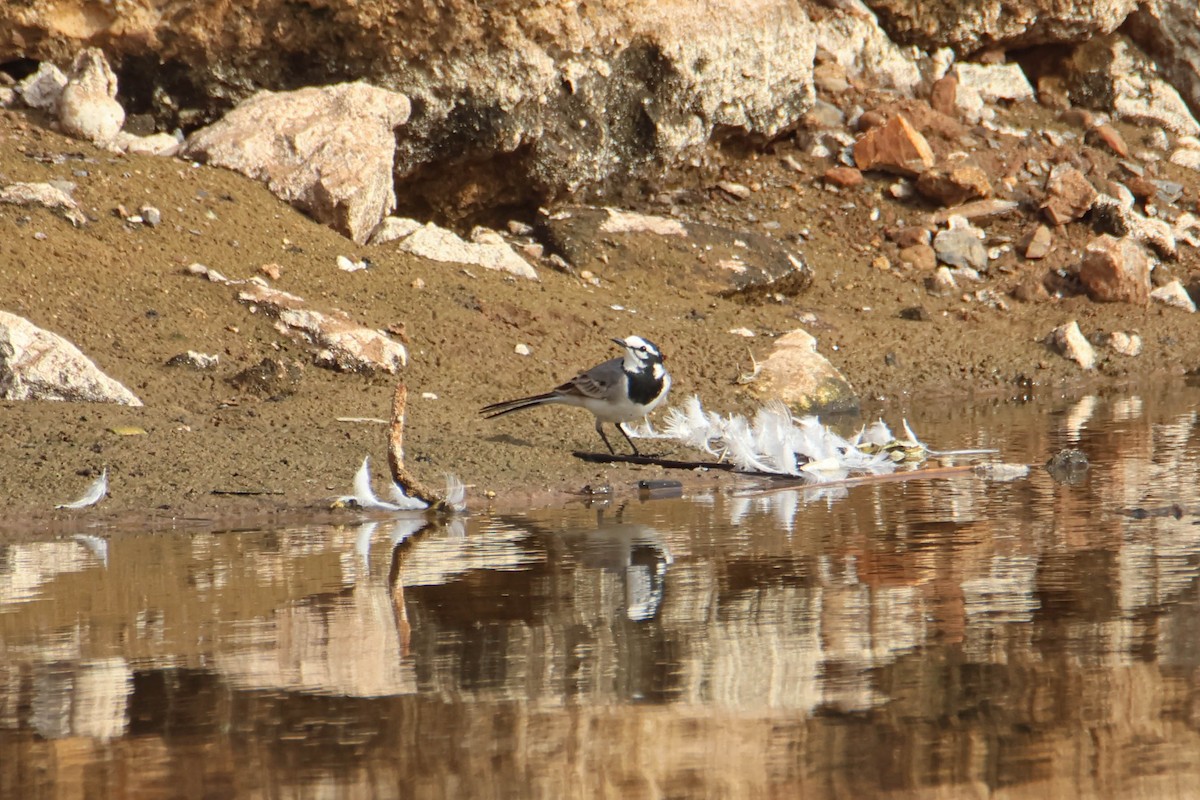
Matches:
[[2, 101, 1199, 530]]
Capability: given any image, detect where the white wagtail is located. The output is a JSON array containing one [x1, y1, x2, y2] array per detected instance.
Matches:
[[480, 335, 671, 455]]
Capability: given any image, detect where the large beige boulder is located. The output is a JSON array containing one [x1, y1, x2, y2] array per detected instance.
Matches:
[[183, 82, 411, 245]]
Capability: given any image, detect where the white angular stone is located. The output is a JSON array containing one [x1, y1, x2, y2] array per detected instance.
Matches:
[[0, 311, 142, 404], [1150, 279, 1197, 312], [599, 208, 688, 237], [1110, 39, 1200, 135], [398, 222, 538, 280], [16, 62, 67, 111], [370, 216, 424, 245], [1046, 320, 1096, 370], [238, 285, 407, 373], [112, 131, 181, 157], [1107, 331, 1143, 357], [953, 62, 1036, 103], [0, 181, 87, 227]]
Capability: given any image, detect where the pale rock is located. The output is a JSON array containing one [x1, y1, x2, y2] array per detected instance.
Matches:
[[1149, 279, 1196, 311], [599, 208, 688, 237], [370, 216, 424, 245], [1079, 235, 1151, 304], [1108, 39, 1200, 135], [238, 284, 408, 373], [183, 82, 412, 245], [58, 48, 125, 145], [927, 198, 1019, 225], [0, 181, 88, 227], [1023, 225, 1053, 259], [1041, 164, 1097, 226], [1127, 1, 1200, 129], [1046, 320, 1096, 370], [915, 164, 991, 206], [0, 87, 15, 107], [933, 216, 988, 270], [1106, 331, 1143, 357], [852, 113, 934, 176], [929, 47, 955, 82], [16, 62, 67, 111], [112, 131, 180, 157], [815, 10, 921, 94], [863, 0, 1136, 54], [745, 328, 859, 414], [1169, 147, 1200, 171], [952, 62, 1035, 103], [926, 266, 958, 295], [0, 311, 142, 404], [397, 222, 538, 280]]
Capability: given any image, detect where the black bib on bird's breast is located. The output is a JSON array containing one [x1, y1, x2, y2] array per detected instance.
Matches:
[[624, 366, 663, 405]]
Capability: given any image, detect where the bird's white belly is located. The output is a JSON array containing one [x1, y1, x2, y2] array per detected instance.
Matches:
[[578, 374, 671, 423]]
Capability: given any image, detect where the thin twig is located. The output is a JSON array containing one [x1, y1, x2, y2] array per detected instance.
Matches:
[[387, 382, 449, 510], [574, 450, 991, 496], [573, 451, 741, 471]]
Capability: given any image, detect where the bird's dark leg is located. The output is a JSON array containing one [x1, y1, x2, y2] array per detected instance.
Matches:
[[617, 422, 641, 456], [595, 420, 617, 454]]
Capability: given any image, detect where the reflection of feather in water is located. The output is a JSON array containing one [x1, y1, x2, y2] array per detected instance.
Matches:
[[73, 534, 109, 567], [56, 468, 108, 509]]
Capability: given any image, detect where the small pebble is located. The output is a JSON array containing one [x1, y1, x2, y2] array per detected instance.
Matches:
[[515, 343, 532, 356]]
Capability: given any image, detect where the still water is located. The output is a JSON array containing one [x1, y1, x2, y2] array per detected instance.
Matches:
[[5, 388, 1200, 798]]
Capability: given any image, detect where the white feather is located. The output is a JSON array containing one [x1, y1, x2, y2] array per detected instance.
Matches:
[[442, 474, 468, 513], [56, 469, 108, 510]]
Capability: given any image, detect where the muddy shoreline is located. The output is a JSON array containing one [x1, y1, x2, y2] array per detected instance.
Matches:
[[3, 104, 1200, 531]]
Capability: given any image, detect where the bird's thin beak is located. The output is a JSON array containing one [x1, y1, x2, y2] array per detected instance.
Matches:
[[611, 337, 625, 348]]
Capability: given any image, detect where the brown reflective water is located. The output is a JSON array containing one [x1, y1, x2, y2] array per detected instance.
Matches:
[[5, 388, 1200, 798]]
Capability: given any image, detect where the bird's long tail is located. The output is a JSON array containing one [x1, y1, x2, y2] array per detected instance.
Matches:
[[480, 392, 559, 418]]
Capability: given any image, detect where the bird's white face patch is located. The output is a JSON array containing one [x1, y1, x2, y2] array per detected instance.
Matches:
[[652, 363, 665, 379], [621, 335, 660, 359]]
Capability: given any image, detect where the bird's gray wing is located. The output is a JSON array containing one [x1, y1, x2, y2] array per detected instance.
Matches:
[[556, 357, 623, 400]]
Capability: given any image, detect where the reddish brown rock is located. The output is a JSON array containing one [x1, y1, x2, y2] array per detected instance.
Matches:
[[1037, 75, 1070, 110], [1059, 108, 1097, 129], [898, 243, 937, 271], [1078, 234, 1151, 304], [889, 225, 932, 248], [852, 114, 934, 177], [1091, 123, 1129, 157], [915, 164, 992, 206], [856, 110, 887, 131], [824, 166, 864, 188], [929, 75, 957, 116], [1042, 164, 1097, 225]]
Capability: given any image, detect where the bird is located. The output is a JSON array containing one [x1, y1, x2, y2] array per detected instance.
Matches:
[[480, 335, 671, 455]]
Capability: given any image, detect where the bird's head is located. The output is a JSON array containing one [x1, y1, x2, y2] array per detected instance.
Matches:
[[614, 335, 665, 371]]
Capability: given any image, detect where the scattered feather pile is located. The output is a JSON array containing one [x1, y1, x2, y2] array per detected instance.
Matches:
[[336, 456, 467, 513], [634, 395, 995, 483]]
